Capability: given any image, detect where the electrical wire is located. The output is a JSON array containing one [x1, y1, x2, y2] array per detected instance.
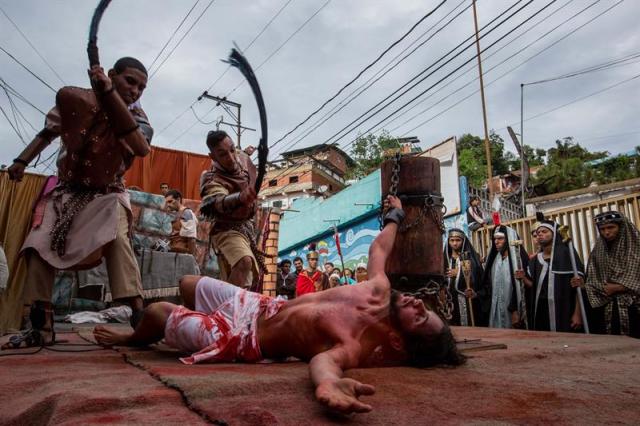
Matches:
[[204, 0, 296, 94], [390, 0, 612, 136], [269, 0, 448, 149], [224, 0, 332, 97], [148, 0, 217, 80], [0, 44, 56, 93], [0, 76, 46, 115], [155, 0, 296, 139], [147, 0, 202, 72], [324, 0, 540, 149], [0, 5, 66, 85], [381, 0, 579, 133], [271, 0, 473, 158], [162, 1, 331, 149], [271, 0, 531, 159], [263, 1, 537, 184]]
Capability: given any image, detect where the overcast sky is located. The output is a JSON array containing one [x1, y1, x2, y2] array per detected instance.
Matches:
[[1, 0, 639, 175]]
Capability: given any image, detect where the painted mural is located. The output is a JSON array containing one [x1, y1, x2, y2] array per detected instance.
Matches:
[[279, 214, 380, 271]]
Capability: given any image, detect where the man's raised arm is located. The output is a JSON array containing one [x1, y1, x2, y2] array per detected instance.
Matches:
[[310, 345, 375, 414], [366, 195, 404, 294]]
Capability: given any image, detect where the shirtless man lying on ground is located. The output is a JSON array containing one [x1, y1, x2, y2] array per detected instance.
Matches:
[[94, 195, 465, 414]]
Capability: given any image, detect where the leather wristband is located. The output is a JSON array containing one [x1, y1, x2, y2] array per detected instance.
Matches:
[[13, 158, 28, 166], [383, 208, 405, 226]]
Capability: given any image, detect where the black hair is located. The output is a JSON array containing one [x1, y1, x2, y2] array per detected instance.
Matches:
[[389, 290, 467, 368], [325, 262, 334, 267], [207, 130, 230, 151], [165, 189, 182, 201], [469, 195, 480, 203], [279, 259, 292, 267], [113, 57, 148, 76], [160, 182, 169, 187], [293, 256, 303, 263]]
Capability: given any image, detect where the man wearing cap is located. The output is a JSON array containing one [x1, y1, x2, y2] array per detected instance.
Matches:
[[296, 245, 327, 296], [528, 216, 586, 332], [585, 211, 640, 337]]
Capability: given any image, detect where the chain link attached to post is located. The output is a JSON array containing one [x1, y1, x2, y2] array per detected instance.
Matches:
[[412, 280, 454, 321], [381, 152, 453, 322]]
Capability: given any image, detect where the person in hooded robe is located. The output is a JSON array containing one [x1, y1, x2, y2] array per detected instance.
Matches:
[[585, 211, 640, 337], [443, 228, 486, 326], [481, 226, 530, 329], [528, 216, 587, 332]]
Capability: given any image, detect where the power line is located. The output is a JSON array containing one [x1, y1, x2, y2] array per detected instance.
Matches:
[[148, 0, 217, 80], [0, 44, 56, 92], [274, 0, 533, 160], [205, 0, 296, 94], [271, 0, 473, 159], [0, 76, 47, 115], [516, 72, 640, 125], [161, 0, 332, 150], [155, 0, 296, 139], [325, 0, 540, 149], [224, 0, 332, 97], [524, 51, 640, 86], [0, 5, 66, 86], [265, 1, 538, 184], [390, 0, 609, 136], [269, 0, 448, 150], [147, 0, 202, 72], [382, 0, 577, 132], [400, 0, 626, 139]]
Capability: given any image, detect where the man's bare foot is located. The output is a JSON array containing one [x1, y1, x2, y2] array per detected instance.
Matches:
[[93, 325, 133, 347]]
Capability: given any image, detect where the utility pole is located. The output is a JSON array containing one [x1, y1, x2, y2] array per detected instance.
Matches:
[[198, 91, 254, 148], [471, 0, 494, 204]]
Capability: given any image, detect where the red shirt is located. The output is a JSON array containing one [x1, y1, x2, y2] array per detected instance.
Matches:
[[296, 269, 324, 297]]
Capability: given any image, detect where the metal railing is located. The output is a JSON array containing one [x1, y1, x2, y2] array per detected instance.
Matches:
[[471, 192, 640, 262], [468, 186, 523, 222]]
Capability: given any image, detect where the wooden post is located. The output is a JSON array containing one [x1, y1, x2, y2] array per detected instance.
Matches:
[[380, 155, 444, 292], [472, 0, 494, 203]]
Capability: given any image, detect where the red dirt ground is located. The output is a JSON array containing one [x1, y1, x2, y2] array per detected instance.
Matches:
[[1, 326, 639, 425]]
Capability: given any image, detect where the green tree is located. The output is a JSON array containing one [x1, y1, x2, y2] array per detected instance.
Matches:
[[531, 137, 607, 195], [456, 130, 512, 187], [346, 131, 401, 179]]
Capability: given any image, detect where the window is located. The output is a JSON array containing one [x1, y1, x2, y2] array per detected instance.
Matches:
[[273, 200, 283, 208], [289, 175, 299, 183], [268, 179, 277, 187]]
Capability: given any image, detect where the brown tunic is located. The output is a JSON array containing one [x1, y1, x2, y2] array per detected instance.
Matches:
[[21, 86, 152, 269]]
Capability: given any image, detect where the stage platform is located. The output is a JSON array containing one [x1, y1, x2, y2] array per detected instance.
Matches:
[[1, 325, 638, 425]]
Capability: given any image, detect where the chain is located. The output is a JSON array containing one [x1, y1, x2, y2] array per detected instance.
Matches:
[[379, 152, 402, 230], [412, 280, 454, 321]]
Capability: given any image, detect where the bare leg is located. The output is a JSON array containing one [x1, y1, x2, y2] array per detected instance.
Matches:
[[179, 275, 202, 310], [94, 302, 176, 347], [228, 256, 253, 288]]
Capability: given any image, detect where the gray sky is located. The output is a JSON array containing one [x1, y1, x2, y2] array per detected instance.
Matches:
[[1, 0, 639, 175]]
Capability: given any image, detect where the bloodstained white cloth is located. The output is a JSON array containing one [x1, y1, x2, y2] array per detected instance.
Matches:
[[164, 277, 285, 365]]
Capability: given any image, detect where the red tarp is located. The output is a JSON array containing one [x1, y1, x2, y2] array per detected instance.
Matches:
[[124, 146, 211, 200]]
